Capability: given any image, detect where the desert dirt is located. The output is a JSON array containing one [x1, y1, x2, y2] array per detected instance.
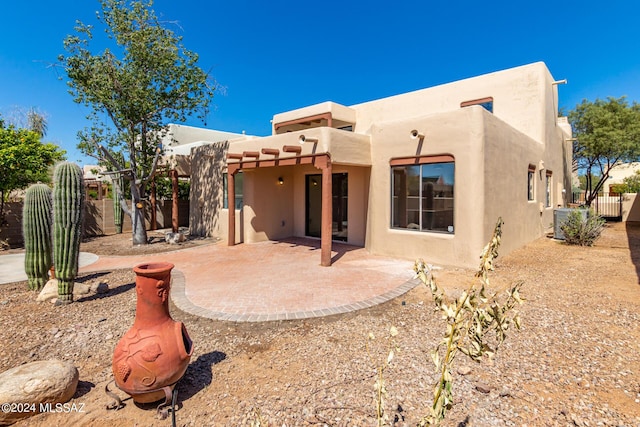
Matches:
[[1, 223, 640, 426]]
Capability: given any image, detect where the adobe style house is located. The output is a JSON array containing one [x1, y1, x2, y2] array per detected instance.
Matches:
[[186, 62, 573, 268]]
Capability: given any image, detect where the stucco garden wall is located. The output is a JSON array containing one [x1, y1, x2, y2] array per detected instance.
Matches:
[[189, 141, 229, 238], [623, 194, 640, 222]]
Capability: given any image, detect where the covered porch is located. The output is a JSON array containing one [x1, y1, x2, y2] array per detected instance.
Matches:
[[225, 127, 371, 266]]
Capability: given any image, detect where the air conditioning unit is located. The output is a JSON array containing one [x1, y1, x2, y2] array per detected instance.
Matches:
[[553, 208, 588, 240]]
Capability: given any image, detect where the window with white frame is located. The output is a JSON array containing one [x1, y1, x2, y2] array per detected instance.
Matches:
[[528, 165, 536, 201], [391, 156, 455, 233], [545, 171, 552, 207]]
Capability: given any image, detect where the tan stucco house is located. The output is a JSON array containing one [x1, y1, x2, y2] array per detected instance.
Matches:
[[186, 62, 573, 268]]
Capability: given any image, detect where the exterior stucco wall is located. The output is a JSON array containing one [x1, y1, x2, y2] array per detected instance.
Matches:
[[242, 167, 295, 243], [351, 62, 552, 144], [482, 109, 570, 257], [289, 164, 369, 247], [365, 103, 571, 268], [213, 163, 370, 247], [165, 124, 245, 147], [190, 62, 571, 268], [224, 127, 371, 166], [366, 108, 486, 268]]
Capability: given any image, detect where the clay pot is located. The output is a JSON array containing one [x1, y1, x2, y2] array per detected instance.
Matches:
[[112, 262, 193, 403]]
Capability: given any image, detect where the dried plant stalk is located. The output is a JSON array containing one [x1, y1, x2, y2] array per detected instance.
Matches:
[[416, 217, 524, 426]]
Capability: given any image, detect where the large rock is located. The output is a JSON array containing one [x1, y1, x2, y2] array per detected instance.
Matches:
[[36, 279, 91, 303], [165, 231, 186, 244], [0, 359, 79, 425]]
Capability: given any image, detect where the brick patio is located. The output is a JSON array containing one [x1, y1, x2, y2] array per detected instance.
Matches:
[[78, 238, 419, 322]]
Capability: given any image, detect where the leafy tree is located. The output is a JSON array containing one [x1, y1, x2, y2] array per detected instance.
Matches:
[[59, 0, 215, 245], [0, 119, 66, 225], [154, 176, 190, 200], [569, 97, 640, 206], [614, 169, 640, 193]]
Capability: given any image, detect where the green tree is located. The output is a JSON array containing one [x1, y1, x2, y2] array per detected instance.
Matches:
[[618, 169, 640, 193], [578, 173, 601, 191], [59, 0, 215, 245], [0, 120, 66, 225], [569, 97, 640, 206]]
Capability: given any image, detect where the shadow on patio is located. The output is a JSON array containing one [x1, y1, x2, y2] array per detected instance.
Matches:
[[272, 236, 362, 264]]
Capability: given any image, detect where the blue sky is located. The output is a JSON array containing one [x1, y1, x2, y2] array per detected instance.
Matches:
[[1, 0, 639, 165]]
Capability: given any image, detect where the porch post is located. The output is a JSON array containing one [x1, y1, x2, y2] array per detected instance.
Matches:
[[321, 157, 332, 266], [227, 165, 238, 246], [171, 169, 179, 233]]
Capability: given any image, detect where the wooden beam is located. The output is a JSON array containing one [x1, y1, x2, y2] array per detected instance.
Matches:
[[227, 153, 328, 171], [242, 151, 260, 158], [273, 112, 332, 130], [389, 154, 455, 166], [282, 145, 301, 154]]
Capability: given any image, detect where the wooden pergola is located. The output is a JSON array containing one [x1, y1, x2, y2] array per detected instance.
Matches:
[[226, 145, 334, 267]]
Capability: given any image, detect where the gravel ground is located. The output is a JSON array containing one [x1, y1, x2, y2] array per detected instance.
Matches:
[[1, 223, 639, 426]]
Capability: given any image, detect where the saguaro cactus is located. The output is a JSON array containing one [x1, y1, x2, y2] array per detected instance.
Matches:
[[22, 184, 53, 291], [113, 175, 124, 234], [53, 162, 85, 304]]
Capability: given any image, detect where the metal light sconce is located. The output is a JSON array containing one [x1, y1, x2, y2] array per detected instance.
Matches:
[[298, 135, 318, 144], [410, 129, 424, 140], [278, 177, 284, 185]]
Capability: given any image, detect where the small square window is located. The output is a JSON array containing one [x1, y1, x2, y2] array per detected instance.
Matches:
[[545, 171, 553, 207], [528, 165, 536, 201]]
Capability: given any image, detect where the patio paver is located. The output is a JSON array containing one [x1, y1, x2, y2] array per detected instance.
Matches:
[[76, 237, 419, 322]]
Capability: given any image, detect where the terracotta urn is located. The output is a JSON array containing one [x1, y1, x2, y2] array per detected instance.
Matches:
[[112, 262, 193, 403]]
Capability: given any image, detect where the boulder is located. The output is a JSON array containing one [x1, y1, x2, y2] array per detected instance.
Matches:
[[0, 359, 78, 425], [36, 280, 91, 303], [90, 281, 109, 294], [165, 232, 186, 244]]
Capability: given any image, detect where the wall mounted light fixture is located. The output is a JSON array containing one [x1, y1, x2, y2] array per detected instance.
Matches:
[[410, 129, 424, 140], [299, 135, 318, 144], [278, 177, 284, 185]]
